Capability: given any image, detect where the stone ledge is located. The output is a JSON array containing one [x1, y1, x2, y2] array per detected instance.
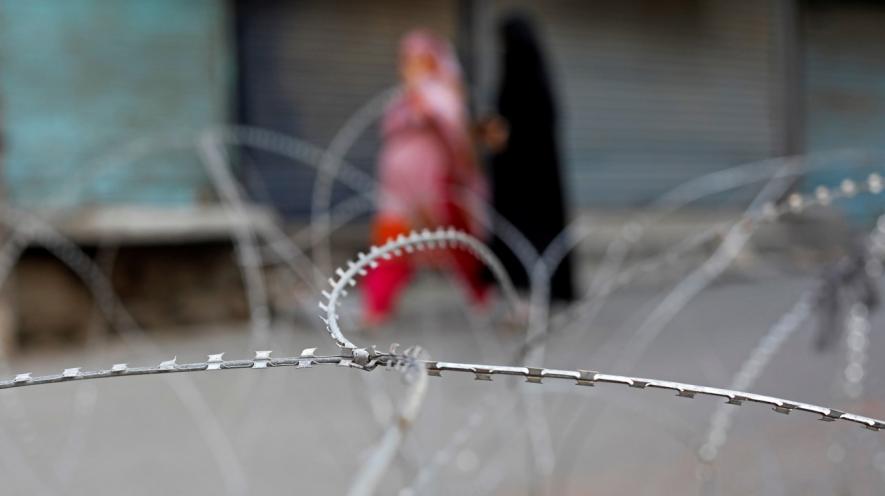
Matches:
[[39, 205, 279, 245]]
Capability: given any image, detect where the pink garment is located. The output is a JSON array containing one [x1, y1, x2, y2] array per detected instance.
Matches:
[[364, 30, 489, 323], [378, 81, 486, 225]]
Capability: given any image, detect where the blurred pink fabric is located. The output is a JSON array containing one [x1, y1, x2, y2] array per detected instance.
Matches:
[[364, 30, 489, 324]]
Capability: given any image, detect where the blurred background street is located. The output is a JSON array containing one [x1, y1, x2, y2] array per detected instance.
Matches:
[[1, 0, 885, 494]]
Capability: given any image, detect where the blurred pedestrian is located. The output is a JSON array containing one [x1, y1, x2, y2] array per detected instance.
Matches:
[[482, 13, 575, 302], [363, 30, 490, 326]]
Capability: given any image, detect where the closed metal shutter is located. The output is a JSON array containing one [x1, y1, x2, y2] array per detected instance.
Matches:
[[489, 0, 783, 207], [236, 0, 457, 217]]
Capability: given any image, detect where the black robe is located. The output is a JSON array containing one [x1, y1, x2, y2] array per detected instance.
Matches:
[[488, 14, 575, 301]]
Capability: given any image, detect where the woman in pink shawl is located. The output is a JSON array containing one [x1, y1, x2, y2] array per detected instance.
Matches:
[[363, 29, 490, 325]]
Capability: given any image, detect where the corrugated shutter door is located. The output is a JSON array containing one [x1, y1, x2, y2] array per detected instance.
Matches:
[[236, 0, 456, 217], [491, 0, 782, 207]]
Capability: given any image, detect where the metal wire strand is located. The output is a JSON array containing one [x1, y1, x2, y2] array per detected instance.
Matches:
[[2, 351, 882, 433]]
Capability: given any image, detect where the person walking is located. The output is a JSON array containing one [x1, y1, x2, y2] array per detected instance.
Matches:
[[363, 30, 490, 326], [484, 14, 575, 302]]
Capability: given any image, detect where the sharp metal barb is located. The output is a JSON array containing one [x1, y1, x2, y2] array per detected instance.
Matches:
[[207, 354, 224, 371], [318, 228, 518, 352]]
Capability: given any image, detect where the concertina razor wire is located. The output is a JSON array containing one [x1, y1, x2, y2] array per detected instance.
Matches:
[[3, 166, 885, 495], [2, 226, 884, 433]]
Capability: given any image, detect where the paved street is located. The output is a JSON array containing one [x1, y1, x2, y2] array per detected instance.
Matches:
[[1, 267, 884, 495]]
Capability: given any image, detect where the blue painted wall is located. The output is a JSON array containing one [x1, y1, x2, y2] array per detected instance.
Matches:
[[0, 0, 231, 208]]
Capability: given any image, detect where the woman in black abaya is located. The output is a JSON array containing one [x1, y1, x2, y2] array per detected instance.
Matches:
[[485, 13, 575, 302]]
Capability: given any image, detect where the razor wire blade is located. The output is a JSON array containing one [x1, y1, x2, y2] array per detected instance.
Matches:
[[1, 349, 882, 433]]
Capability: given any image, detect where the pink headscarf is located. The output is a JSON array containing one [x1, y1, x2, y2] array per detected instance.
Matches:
[[399, 29, 463, 89]]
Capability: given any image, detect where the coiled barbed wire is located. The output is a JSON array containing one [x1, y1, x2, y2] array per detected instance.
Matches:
[[199, 132, 272, 344], [348, 346, 428, 496], [398, 171, 885, 492], [551, 172, 885, 486], [3, 217, 885, 496], [698, 291, 815, 462], [310, 87, 400, 278], [319, 227, 518, 350], [521, 171, 885, 367], [7, 129, 885, 495], [699, 214, 885, 464], [0, 206, 251, 495]]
